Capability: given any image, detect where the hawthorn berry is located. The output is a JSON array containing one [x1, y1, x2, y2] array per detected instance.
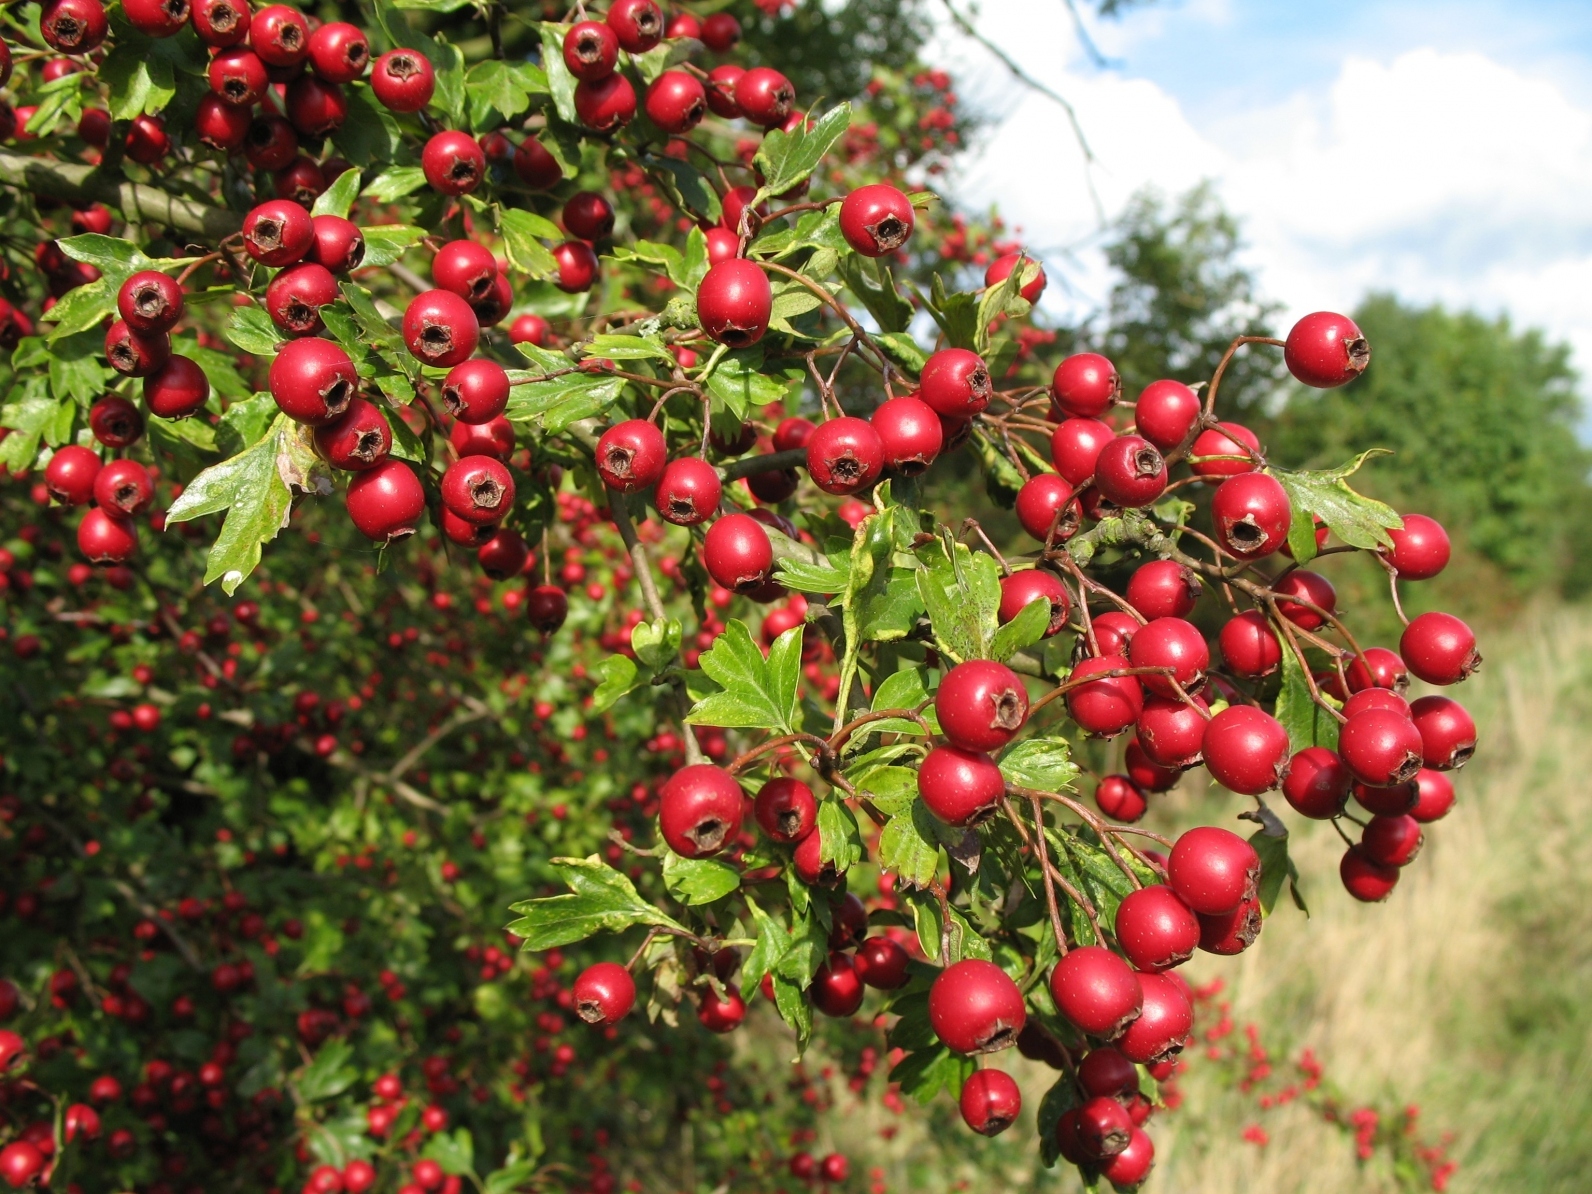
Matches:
[[1282, 746, 1351, 819], [1050, 416, 1114, 485], [77, 507, 138, 564], [269, 337, 356, 425], [986, 251, 1046, 302], [345, 459, 425, 542], [1361, 814, 1424, 867], [1115, 885, 1200, 973], [249, 4, 308, 66], [403, 290, 479, 368], [659, 764, 745, 858], [1115, 971, 1192, 1065], [806, 416, 884, 495], [441, 360, 511, 426], [1126, 559, 1201, 621], [40, 0, 109, 53], [812, 953, 865, 1017], [869, 395, 943, 475], [1353, 778, 1419, 818], [1065, 655, 1143, 738], [564, 20, 619, 81], [702, 513, 773, 593], [697, 258, 772, 348], [1338, 708, 1424, 788], [526, 584, 569, 633], [1136, 693, 1209, 769], [1101, 1128, 1155, 1185], [1094, 435, 1168, 508], [90, 396, 143, 448], [314, 400, 390, 472], [422, 130, 485, 195], [936, 660, 1029, 753], [441, 456, 514, 526], [705, 63, 745, 118], [855, 937, 911, 989], [606, 0, 663, 52], [563, 192, 616, 241], [191, 0, 248, 46], [792, 829, 839, 886], [45, 446, 102, 506], [1348, 645, 1410, 693], [1128, 617, 1209, 699], [1274, 569, 1337, 630], [1201, 705, 1289, 794], [1168, 826, 1259, 916], [573, 962, 636, 1025], [432, 239, 499, 303], [1095, 774, 1148, 821], [1340, 846, 1399, 902], [307, 21, 369, 84], [144, 354, 211, 419], [243, 199, 314, 266], [265, 262, 338, 335], [917, 744, 1005, 826], [574, 72, 638, 132], [371, 49, 434, 112], [1014, 474, 1079, 543], [196, 94, 251, 151], [754, 777, 816, 843], [840, 184, 916, 257], [702, 11, 741, 50], [1050, 946, 1142, 1038], [959, 1068, 1021, 1136], [1343, 688, 1411, 719], [1384, 513, 1450, 580], [117, 270, 183, 335], [1400, 611, 1480, 685], [1189, 421, 1261, 479], [1285, 310, 1370, 388], [1408, 695, 1476, 770], [919, 348, 991, 417], [0, 1142, 45, 1190], [552, 240, 601, 293], [1211, 472, 1291, 558], [997, 568, 1070, 637], [1197, 896, 1262, 955], [1411, 768, 1456, 822], [646, 69, 708, 133], [244, 114, 299, 172], [1077, 1095, 1134, 1158], [514, 136, 563, 189], [928, 959, 1025, 1054], [1079, 1046, 1140, 1101], [736, 66, 796, 127], [93, 460, 154, 516], [1051, 353, 1119, 419], [285, 75, 348, 136], [1134, 379, 1202, 451], [653, 457, 722, 526]]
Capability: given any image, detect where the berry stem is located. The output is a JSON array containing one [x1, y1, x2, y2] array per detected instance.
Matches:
[[1203, 334, 1285, 417]]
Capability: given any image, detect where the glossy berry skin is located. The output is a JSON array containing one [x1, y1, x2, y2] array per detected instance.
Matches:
[[346, 460, 424, 542], [1050, 417, 1113, 485], [606, 0, 663, 52], [563, 192, 615, 241], [1408, 695, 1476, 770], [1211, 472, 1291, 558], [1400, 612, 1480, 685], [806, 417, 884, 495], [370, 48, 434, 112], [403, 290, 478, 368], [573, 962, 635, 1025], [1343, 688, 1410, 719], [1014, 474, 1078, 543], [735, 66, 796, 127], [0, 1142, 46, 1190], [1076, 1096, 1134, 1159], [314, 399, 390, 472], [645, 70, 707, 133], [936, 661, 1028, 753], [422, 131, 485, 195], [659, 764, 744, 858], [1273, 569, 1336, 630], [1340, 847, 1399, 902], [265, 262, 338, 335], [1094, 435, 1168, 508], [1339, 708, 1425, 788], [509, 138, 561, 192], [307, 21, 368, 84], [432, 239, 498, 302], [1135, 693, 1208, 769], [285, 75, 347, 136], [998, 569, 1070, 637], [871, 395, 942, 474], [854, 937, 910, 990], [1128, 617, 1209, 699], [1066, 656, 1143, 738], [928, 959, 1026, 1055], [144, 354, 211, 419], [40, 0, 109, 53], [1051, 353, 1119, 419], [90, 396, 144, 448], [208, 46, 268, 106], [812, 953, 865, 1017], [1134, 379, 1201, 451], [274, 156, 328, 207], [1189, 421, 1261, 479], [269, 338, 356, 425], [701, 11, 740, 50], [475, 529, 529, 580], [243, 114, 298, 172], [441, 360, 510, 426], [105, 320, 170, 377], [917, 745, 1005, 827], [1126, 559, 1200, 620], [1285, 310, 1370, 388], [753, 777, 816, 843], [1049, 946, 1142, 1038], [243, 200, 313, 266], [1201, 705, 1290, 795], [78, 508, 137, 563], [705, 64, 744, 118], [1384, 513, 1450, 580], [959, 1069, 1021, 1137], [702, 513, 773, 593], [1095, 774, 1147, 822], [1349, 646, 1410, 693], [526, 585, 568, 633], [45, 445, 102, 506], [985, 251, 1046, 302], [1362, 814, 1424, 867], [1115, 886, 1200, 973], [117, 270, 183, 334], [93, 460, 154, 515], [574, 73, 637, 132], [1078, 1047, 1140, 1101], [1282, 746, 1351, 819], [1411, 768, 1456, 823], [1116, 970, 1192, 1065], [191, 0, 249, 47], [195, 94, 251, 150], [1168, 826, 1259, 916], [563, 20, 619, 81], [510, 313, 551, 347], [1102, 1128, 1155, 1185], [553, 241, 600, 293], [653, 458, 721, 526], [839, 184, 915, 256], [249, 4, 308, 66], [1353, 778, 1419, 817], [919, 348, 991, 417], [697, 259, 772, 348], [595, 420, 666, 493], [1197, 896, 1262, 955], [441, 456, 514, 526]]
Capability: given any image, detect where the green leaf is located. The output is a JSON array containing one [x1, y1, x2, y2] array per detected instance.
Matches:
[[421, 1128, 476, 1177], [1036, 1074, 1082, 1168], [835, 254, 912, 334], [703, 346, 799, 421], [393, 0, 472, 10], [771, 973, 814, 1053], [1268, 452, 1403, 550], [874, 331, 928, 373], [974, 257, 1037, 355], [1248, 827, 1306, 917], [999, 737, 1079, 793], [646, 155, 723, 225], [42, 279, 115, 341], [500, 208, 559, 278], [332, 84, 405, 167], [362, 166, 428, 203], [1274, 634, 1340, 752], [466, 60, 544, 128], [311, 169, 363, 219], [915, 273, 980, 350], [989, 592, 1052, 662], [889, 1045, 974, 1105], [360, 225, 426, 268], [591, 654, 643, 713], [100, 35, 178, 119], [217, 393, 277, 455], [1056, 833, 1137, 932], [0, 383, 70, 475], [295, 1040, 358, 1103], [685, 621, 802, 732], [878, 798, 955, 889], [506, 855, 689, 950], [775, 550, 850, 595], [225, 306, 281, 358], [485, 1162, 539, 1194], [816, 796, 863, 874], [915, 531, 1002, 663], [146, 413, 219, 482], [751, 103, 853, 202], [740, 895, 787, 1001], [48, 331, 113, 406], [583, 333, 672, 363], [1287, 505, 1319, 565], [885, 992, 937, 1051], [661, 850, 741, 905], [848, 764, 919, 816], [505, 370, 626, 433], [419, 36, 466, 125], [537, 23, 580, 125]]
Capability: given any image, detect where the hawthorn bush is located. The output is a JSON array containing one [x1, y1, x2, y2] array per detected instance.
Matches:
[[0, 1, 1482, 1192]]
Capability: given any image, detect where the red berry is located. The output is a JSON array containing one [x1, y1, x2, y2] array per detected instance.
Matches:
[[1211, 472, 1291, 558], [1134, 379, 1201, 451], [1127, 617, 1208, 699], [45, 445, 102, 506], [1282, 746, 1351, 819], [919, 348, 991, 418], [1285, 310, 1370, 388], [701, 11, 740, 51], [1049, 946, 1141, 1038], [208, 46, 268, 106], [1361, 814, 1423, 867], [1343, 688, 1410, 719], [40, 0, 108, 53], [645, 69, 707, 133], [476, 529, 528, 580], [244, 114, 298, 171], [526, 584, 568, 633], [1115, 970, 1192, 1065], [574, 72, 637, 132], [959, 1068, 1021, 1136], [249, 4, 308, 66], [346, 459, 424, 542], [307, 21, 368, 84], [854, 937, 910, 990], [314, 400, 390, 472], [1115, 885, 1199, 973], [871, 395, 942, 475], [697, 259, 772, 348], [936, 661, 1028, 753], [1135, 693, 1208, 769], [595, 420, 666, 492], [1353, 778, 1419, 817], [370, 48, 434, 112], [285, 75, 347, 136], [573, 962, 635, 1025], [1407, 695, 1475, 771], [1095, 774, 1147, 822], [1093, 434, 1167, 508], [117, 270, 183, 335], [104, 320, 171, 377], [1051, 353, 1119, 419], [606, 0, 662, 50], [736, 66, 796, 127], [1410, 768, 1455, 823], [1338, 708, 1424, 788], [1189, 421, 1260, 479], [1384, 513, 1450, 580], [509, 313, 550, 346], [985, 252, 1046, 302], [653, 457, 722, 526], [243, 199, 313, 266], [1399, 611, 1479, 686], [265, 261, 338, 335], [1100, 1128, 1155, 1185], [928, 959, 1025, 1054], [432, 239, 498, 302], [562, 192, 615, 242], [806, 416, 883, 495], [1340, 846, 1399, 902], [917, 745, 1005, 827], [93, 459, 154, 516], [1014, 473, 1078, 543], [0, 1141, 45, 1190], [658, 764, 744, 858], [702, 513, 773, 593], [1274, 569, 1336, 630], [1201, 705, 1289, 794], [1076, 1095, 1133, 1158], [191, 0, 249, 47], [269, 337, 356, 425], [705, 64, 744, 118], [1168, 826, 1259, 915], [1049, 416, 1113, 485], [1078, 1046, 1140, 1100], [78, 507, 137, 563], [998, 568, 1070, 637], [753, 777, 816, 843], [1065, 655, 1143, 738], [563, 19, 618, 81], [839, 184, 915, 257], [441, 456, 514, 526], [1125, 560, 1200, 621], [195, 94, 251, 151], [551, 240, 600, 293], [441, 359, 510, 426], [144, 354, 211, 419], [90, 397, 144, 448], [812, 952, 864, 1017], [403, 290, 478, 368], [422, 130, 485, 195], [1196, 896, 1261, 955], [1348, 646, 1409, 693]]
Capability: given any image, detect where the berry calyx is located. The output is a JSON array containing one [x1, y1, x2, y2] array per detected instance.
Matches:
[[753, 777, 816, 843], [1211, 472, 1291, 558], [839, 184, 916, 257], [919, 348, 991, 418], [596, 420, 667, 493], [936, 660, 1028, 753], [116, 270, 183, 334], [959, 1069, 1021, 1137], [403, 290, 479, 368], [805, 416, 884, 495], [573, 962, 636, 1025], [658, 764, 745, 858], [440, 456, 515, 526]]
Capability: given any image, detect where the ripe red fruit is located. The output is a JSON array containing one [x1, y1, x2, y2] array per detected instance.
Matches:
[[1400, 611, 1480, 685], [573, 962, 636, 1025], [449, 419, 514, 464], [645, 69, 707, 133], [1101, 1128, 1155, 1185], [919, 348, 991, 418], [1340, 846, 1399, 902], [144, 354, 211, 419], [1343, 688, 1410, 719], [839, 184, 916, 257], [1049, 946, 1142, 1038], [1282, 746, 1351, 819], [191, 0, 248, 47], [1189, 420, 1261, 479], [1168, 826, 1259, 915], [265, 262, 338, 335], [1014, 474, 1078, 543], [1078, 1046, 1139, 1102], [1065, 655, 1143, 738], [1094, 435, 1168, 508], [125, 0, 189, 37], [1134, 379, 1201, 451], [607, 0, 663, 51], [1211, 472, 1291, 558], [1408, 695, 1476, 771], [117, 270, 183, 334], [64, 1102, 100, 1141], [1361, 814, 1423, 867], [917, 745, 1005, 826], [243, 199, 314, 267], [105, 320, 170, 376], [1201, 705, 1289, 794], [854, 937, 910, 990], [274, 156, 329, 207], [959, 1068, 1021, 1136], [659, 764, 744, 858], [1115, 970, 1192, 1065], [1411, 768, 1455, 823], [422, 130, 485, 195], [705, 64, 744, 118], [1384, 513, 1450, 580], [1077, 1095, 1133, 1158], [753, 777, 816, 843], [269, 337, 356, 425], [545, 240, 597, 294], [40, 0, 108, 52], [562, 192, 615, 242], [93, 460, 154, 516], [1135, 693, 1209, 769], [403, 290, 479, 368], [1049, 416, 1113, 485], [806, 416, 884, 495], [0, 1141, 45, 1190], [432, 239, 498, 302], [196, 94, 251, 151], [1127, 617, 1208, 699], [928, 959, 1025, 1054], [1353, 778, 1419, 817], [1051, 353, 1119, 419], [370, 48, 434, 112], [1348, 645, 1410, 693], [45, 445, 102, 506], [249, 4, 308, 66], [91, 396, 144, 448], [871, 395, 942, 474], [721, 185, 765, 235], [697, 259, 772, 348], [1285, 310, 1370, 388], [476, 529, 528, 580], [653, 457, 722, 526], [244, 114, 299, 171], [1197, 896, 1261, 955], [314, 399, 391, 472], [1115, 885, 1200, 973], [936, 660, 1028, 753], [441, 359, 510, 427], [563, 20, 619, 81], [1274, 569, 1336, 630], [285, 75, 347, 136], [736, 66, 796, 127], [307, 21, 368, 84], [574, 72, 637, 132], [701, 11, 741, 50], [526, 584, 568, 632], [985, 252, 1046, 302], [78, 507, 137, 564], [441, 456, 514, 526], [702, 513, 774, 593], [1095, 774, 1147, 822], [591, 420, 664, 493], [345, 459, 425, 542], [998, 569, 1070, 637], [510, 313, 551, 347], [209, 46, 268, 106], [812, 953, 865, 1017], [1338, 708, 1424, 788], [1126, 560, 1200, 621]]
